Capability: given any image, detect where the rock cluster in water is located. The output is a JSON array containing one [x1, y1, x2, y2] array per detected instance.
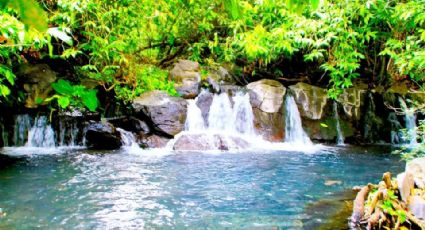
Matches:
[[1, 59, 424, 149]]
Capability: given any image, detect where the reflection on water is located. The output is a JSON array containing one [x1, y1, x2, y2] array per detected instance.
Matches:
[[0, 146, 403, 229]]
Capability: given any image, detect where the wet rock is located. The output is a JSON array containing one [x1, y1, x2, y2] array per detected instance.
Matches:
[[17, 64, 57, 108], [173, 133, 250, 151], [132, 90, 187, 136], [337, 86, 368, 121], [170, 60, 201, 99], [206, 66, 236, 93], [195, 90, 214, 125], [109, 116, 151, 135], [289, 83, 328, 120], [139, 134, 170, 148], [247, 79, 286, 141], [85, 122, 122, 150]]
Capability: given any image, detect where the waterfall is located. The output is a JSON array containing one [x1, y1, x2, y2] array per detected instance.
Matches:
[[333, 101, 345, 146], [13, 114, 32, 146], [0, 121, 8, 147], [185, 91, 255, 136], [26, 116, 56, 147], [284, 95, 312, 145], [117, 128, 140, 150], [58, 118, 81, 146], [232, 92, 255, 136], [399, 98, 418, 146], [207, 93, 235, 133], [184, 99, 206, 132]]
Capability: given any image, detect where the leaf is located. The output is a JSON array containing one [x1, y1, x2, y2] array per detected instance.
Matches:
[[0, 85, 11, 97], [81, 90, 98, 112], [52, 79, 74, 95], [48, 27, 73, 45], [7, 0, 48, 32], [0, 65, 15, 85], [35, 97, 44, 105], [320, 123, 329, 128], [57, 96, 70, 108]]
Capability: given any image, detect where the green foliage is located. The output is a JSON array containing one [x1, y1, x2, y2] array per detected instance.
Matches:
[[49, 79, 99, 112], [114, 65, 178, 103], [0, 0, 48, 31]]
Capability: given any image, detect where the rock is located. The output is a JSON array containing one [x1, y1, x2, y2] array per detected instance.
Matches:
[[17, 64, 57, 108], [132, 90, 187, 136], [397, 172, 415, 202], [85, 122, 122, 150], [247, 79, 286, 113], [289, 83, 328, 120], [109, 116, 151, 135], [406, 158, 425, 189], [409, 196, 425, 220], [170, 60, 201, 99], [220, 84, 244, 97], [337, 87, 367, 121], [195, 90, 214, 125], [173, 133, 250, 151], [140, 134, 170, 148], [207, 66, 236, 93], [246, 79, 286, 141]]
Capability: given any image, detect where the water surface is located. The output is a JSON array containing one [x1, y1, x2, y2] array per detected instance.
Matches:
[[0, 146, 403, 229]]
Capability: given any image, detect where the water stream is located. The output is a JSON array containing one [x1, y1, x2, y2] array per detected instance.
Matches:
[[399, 97, 418, 146], [333, 101, 345, 146], [284, 95, 312, 145]]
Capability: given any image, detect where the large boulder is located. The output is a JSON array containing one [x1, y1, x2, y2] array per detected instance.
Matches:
[[170, 60, 201, 99], [108, 116, 151, 135], [173, 133, 250, 151], [132, 90, 187, 136], [85, 122, 122, 150], [288, 83, 356, 142], [337, 86, 368, 122], [206, 66, 237, 93], [195, 90, 214, 125], [247, 79, 286, 141], [17, 64, 57, 108]]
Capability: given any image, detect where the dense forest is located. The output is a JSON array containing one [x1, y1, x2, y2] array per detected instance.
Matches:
[[1, 0, 425, 229]]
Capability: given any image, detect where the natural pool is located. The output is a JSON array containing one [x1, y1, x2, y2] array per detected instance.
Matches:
[[0, 146, 404, 229]]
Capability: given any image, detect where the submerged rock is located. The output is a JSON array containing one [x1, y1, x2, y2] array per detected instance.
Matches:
[[247, 79, 286, 141], [85, 122, 122, 150], [170, 60, 201, 99], [132, 90, 187, 136], [173, 133, 250, 151]]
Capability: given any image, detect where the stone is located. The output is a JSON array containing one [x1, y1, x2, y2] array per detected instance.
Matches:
[[337, 87, 367, 121], [397, 172, 415, 202], [195, 90, 214, 125], [85, 122, 122, 150], [409, 196, 425, 220], [173, 133, 250, 151], [109, 116, 151, 135], [206, 66, 236, 93], [289, 83, 328, 120], [17, 64, 57, 108], [140, 134, 170, 148], [132, 90, 187, 136], [170, 60, 201, 99], [246, 79, 286, 141], [406, 158, 425, 189]]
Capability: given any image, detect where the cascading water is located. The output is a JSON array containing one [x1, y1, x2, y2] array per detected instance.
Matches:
[[26, 116, 56, 147], [13, 114, 32, 146], [58, 118, 82, 147], [117, 128, 140, 149], [185, 91, 255, 136], [184, 99, 205, 132], [399, 97, 418, 146], [333, 101, 345, 146], [284, 95, 312, 145]]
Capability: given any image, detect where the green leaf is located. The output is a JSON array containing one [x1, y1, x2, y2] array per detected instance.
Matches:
[[52, 80, 74, 95], [81, 90, 98, 112], [0, 85, 11, 97], [35, 97, 44, 105], [320, 123, 329, 128], [7, 0, 48, 32], [57, 96, 70, 108]]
